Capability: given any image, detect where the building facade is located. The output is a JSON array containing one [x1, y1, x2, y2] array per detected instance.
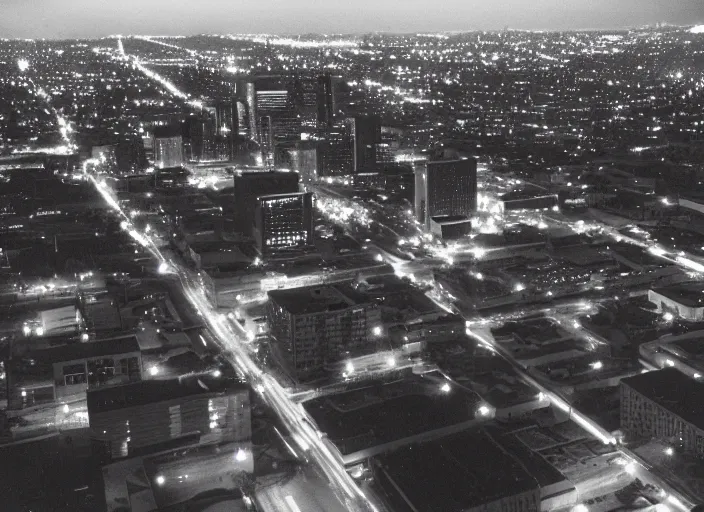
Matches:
[[7, 337, 142, 410], [88, 376, 251, 459], [415, 159, 478, 229], [154, 135, 183, 169], [316, 123, 354, 177], [621, 368, 704, 457], [267, 283, 382, 379], [232, 171, 300, 235], [348, 115, 381, 174], [254, 192, 314, 258]]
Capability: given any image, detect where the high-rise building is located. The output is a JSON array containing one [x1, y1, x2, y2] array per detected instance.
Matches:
[[245, 81, 258, 142], [233, 171, 300, 235], [254, 192, 314, 258], [316, 122, 354, 177], [255, 83, 300, 143], [259, 116, 275, 170], [153, 126, 184, 169], [415, 159, 477, 229], [348, 115, 381, 174], [317, 73, 335, 127], [267, 282, 382, 379]]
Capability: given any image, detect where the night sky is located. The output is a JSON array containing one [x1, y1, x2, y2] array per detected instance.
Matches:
[[2, 0, 703, 39]]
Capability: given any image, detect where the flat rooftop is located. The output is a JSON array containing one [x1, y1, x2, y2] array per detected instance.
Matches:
[[268, 281, 369, 315], [304, 371, 482, 455], [18, 336, 140, 363], [651, 282, 704, 308], [87, 374, 248, 414], [621, 368, 704, 430], [374, 429, 539, 512]]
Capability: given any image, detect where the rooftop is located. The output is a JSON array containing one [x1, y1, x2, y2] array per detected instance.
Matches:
[[374, 429, 539, 512], [651, 282, 704, 308], [87, 374, 248, 414], [621, 368, 704, 430], [268, 281, 370, 315], [18, 335, 140, 363], [304, 371, 482, 455]]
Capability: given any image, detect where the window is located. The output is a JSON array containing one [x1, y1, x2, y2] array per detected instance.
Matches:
[[119, 357, 141, 380], [88, 358, 115, 387], [63, 363, 86, 386]]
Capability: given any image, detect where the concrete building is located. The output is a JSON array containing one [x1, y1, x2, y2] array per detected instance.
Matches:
[[348, 115, 381, 174], [415, 159, 477, 230], [7, 337, 143, 410], [232, 170, 300, 236], [649, 283, 704, 321], [621, 368, 704, 456], [372, 429, 541, 512], [267, 281, 382, 379], [254, 192, 314, 258], [316, 122, 354, 177], [429, 215, 473, 240], [154, 134, 183, 169], [317, 72, 335, 127], [500, 191, 559, 212], [88, 374, 250, 459]]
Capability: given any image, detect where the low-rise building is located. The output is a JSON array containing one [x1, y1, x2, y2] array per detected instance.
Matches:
[[7, 336, 143, 410], [372, 429, 541, 512], [88, 374, 250, 460], [429, 215, 472, 240], [649, 282, 704, 321], [621, 367, 704, 456]]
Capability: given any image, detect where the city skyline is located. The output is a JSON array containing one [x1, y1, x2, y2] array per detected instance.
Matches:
[[2, 0, 703, 39]]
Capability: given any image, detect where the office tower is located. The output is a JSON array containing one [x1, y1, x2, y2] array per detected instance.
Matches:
[[287, 141, 318, 183], [236, 100, 249, 138], [415, 159, 477, 229], [267, 282, 382, 379], [211, 100, 238, 161], [214, 101, 236, 137], [317, 72, 335, 127], [259, 116, 275, 169], [245, 81, 258, 142], [255, 80, 300, 142], [254, 192, 314, 258], [154, 135, 183, 169], [348, 115, 381, 174], [153, 126, 184, 169], [233, 171, 300, 236], [316, 122, 354, 177]]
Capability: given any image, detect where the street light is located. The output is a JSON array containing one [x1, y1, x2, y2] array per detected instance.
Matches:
[[148, 366, 159, 376], [440, 382, 451, 393], [372, 326, 383, 337], [235, 448, 248, 462], [477, 404, 491, 417]]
